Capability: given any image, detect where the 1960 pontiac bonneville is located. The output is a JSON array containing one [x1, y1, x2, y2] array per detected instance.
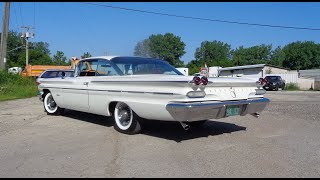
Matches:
[[38, 56, 270, 134]]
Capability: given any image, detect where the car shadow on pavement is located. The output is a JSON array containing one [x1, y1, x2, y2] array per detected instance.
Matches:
[[62, 110, 246, 143], [140, 120, 247, 142], [62, 110, 114, 127]]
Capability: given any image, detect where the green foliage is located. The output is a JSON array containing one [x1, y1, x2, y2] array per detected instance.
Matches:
[[194, 40, 232, 66], [231, 44, 272, 66], [52, 51, 68, 65], [133, 33, 186, 67], [0, 70, 38, 101], [6, 31, 25, 68], [2, 31, 54, 68], [186, 59, 203, 75], [82, 52, 92, 59], [284, 83, 300, 91], [282, 41, 320, 70], [186, 40, 233, 75], [269, 46, 285, 67], [29, 41, 51, 55], [134, 39, 152, 58]]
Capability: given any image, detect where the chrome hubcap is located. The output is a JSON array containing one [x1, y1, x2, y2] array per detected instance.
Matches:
[[117, 104, 131, 127], [47, 95, 57, 111]]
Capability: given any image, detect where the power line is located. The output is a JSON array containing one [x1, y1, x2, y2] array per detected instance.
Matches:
[[81, 2, 320, 31]]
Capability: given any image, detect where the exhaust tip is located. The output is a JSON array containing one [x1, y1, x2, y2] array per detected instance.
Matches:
[[251, 112, 260, 118]]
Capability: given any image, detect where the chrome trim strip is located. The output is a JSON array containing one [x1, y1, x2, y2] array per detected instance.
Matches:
[[43, 87, 180, 95], [91, 81, 191, 83]]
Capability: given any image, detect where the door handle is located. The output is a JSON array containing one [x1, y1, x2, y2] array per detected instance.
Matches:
[[83, 82, 89, 85]]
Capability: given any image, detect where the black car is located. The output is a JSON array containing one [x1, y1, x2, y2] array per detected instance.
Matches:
[[263, 75, 286, 91]]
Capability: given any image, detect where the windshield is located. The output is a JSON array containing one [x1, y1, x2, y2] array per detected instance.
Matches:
[[110, 57, 183, 76]]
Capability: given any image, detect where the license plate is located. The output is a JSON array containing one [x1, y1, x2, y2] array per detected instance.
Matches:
[[226, 105, 240, 116]]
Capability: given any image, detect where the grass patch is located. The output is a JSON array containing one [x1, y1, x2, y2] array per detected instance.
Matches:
[[284, 83, 300, 91], [0, 70, 38, 101]]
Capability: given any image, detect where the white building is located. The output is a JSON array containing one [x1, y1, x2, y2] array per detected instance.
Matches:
[[218, 64, 294, 80]]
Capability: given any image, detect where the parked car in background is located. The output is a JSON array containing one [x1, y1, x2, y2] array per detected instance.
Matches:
[[263, 75, 286, 91], [38, 56, 270, 135], [36, 69, 74, 85], [8, 67, 22, 74]]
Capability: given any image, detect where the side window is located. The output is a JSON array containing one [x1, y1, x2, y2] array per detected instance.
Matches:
[[42, 71, 58, 78], [96, 59, 119, 76]]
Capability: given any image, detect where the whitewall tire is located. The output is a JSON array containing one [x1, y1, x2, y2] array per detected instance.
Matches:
[[43, 92, 64, 115], [113, 102, 142, 134]]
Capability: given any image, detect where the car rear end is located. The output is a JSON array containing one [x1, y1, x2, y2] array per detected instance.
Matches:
[[165, 76, 270, 122]]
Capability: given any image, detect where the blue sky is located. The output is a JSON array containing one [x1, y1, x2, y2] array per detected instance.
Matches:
[[1, 2, 320, 64]]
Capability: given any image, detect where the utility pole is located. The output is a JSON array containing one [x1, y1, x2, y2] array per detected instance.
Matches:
[[0, 2, 10, 70], [20, 26, 34, 66]]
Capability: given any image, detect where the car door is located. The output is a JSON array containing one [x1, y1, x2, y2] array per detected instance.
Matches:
[[61, 60, 94, 112]]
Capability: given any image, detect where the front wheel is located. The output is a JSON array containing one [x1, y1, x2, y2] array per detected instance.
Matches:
[[113, 102, 142, 135], [43, 92, 64, 115]]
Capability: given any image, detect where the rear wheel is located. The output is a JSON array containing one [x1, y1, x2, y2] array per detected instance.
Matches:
[[113, 102, 142, 135], [43, 92, 64, 115]]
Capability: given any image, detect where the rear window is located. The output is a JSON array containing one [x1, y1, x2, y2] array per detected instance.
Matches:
[[41, 71, 73, 78], [266, 76, 280, 81]]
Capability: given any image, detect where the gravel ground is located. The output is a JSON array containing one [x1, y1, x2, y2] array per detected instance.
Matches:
[[0, 91, 320, 177]]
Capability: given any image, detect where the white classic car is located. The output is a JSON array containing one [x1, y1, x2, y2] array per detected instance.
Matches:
[[38, 56, 270, 134]]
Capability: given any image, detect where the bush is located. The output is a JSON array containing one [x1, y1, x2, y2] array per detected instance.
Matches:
[[0, 70, 38, 101], [284, 83, 300, 91]]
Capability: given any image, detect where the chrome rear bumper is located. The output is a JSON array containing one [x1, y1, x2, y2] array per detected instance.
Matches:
[[166, 98, 270, 122]]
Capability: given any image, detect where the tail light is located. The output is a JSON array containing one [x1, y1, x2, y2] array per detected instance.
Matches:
[[193, 76, 201, 85], [201, 76, 208, 85]]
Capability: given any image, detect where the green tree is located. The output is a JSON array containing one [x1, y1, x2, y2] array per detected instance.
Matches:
[[270, 46, 285, 67], [186, 59, 203, 75], [16, 50, 52, 66], [231, 44, 272, 66], [81, 52, 92, 58], [52, 51, 68, 65], [2, 31, 25, 68], [194, 40, 233, 67], [134, 33, 186, 67], [282, 41, 320, 70], [29, 42, 51, 55], [148, 33, 186, 67], [134, 39, 152, 57]]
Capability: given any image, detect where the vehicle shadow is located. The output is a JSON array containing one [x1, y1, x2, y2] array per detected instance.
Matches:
[[140, 120, 247, 142], [62, 110, 114, 127], [62, 110, 246, 143]]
